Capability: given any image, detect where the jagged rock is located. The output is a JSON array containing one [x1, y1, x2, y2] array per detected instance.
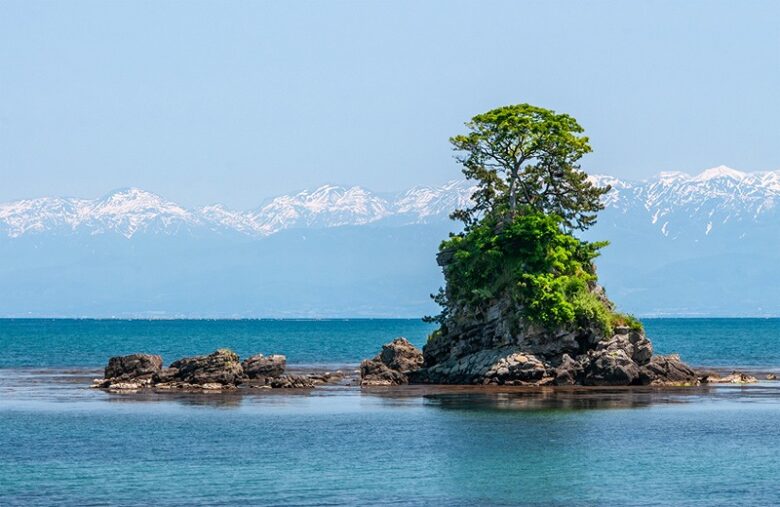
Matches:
[[409, 346, 551, 385], [167, 349, 244, 386], [242, 354, 286, 379], [767, 373, 777, 381], [638, 354, 698, 385], [597, 330, 652, 365], [583, 349, 640, 386], [360, 337, 423, 386], [553, 354, 583, 385], [488, 352, 547, 384], [104, 354, 162, 381]]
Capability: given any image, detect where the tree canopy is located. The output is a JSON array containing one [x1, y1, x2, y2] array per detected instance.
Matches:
[[450, 104, 609, 231], [426, 104, 639, 335]]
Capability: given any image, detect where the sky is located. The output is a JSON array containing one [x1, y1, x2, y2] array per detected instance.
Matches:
[[1, 0, 779, 208]]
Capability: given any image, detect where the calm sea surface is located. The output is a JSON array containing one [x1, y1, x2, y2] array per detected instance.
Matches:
[[1, 318, 779, 506]]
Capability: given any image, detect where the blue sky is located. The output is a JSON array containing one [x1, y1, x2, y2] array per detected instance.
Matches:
[[1, 0, 779, 207]]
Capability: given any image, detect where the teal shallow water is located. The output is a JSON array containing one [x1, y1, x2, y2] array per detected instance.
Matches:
[[1, 318, 780, 505], [2, 380, 779, 506]]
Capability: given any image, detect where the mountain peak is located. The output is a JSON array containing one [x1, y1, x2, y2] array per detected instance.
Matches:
[[692, 165, 746, 182]]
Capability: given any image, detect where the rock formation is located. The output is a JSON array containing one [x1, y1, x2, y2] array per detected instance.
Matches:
[[242, 354, 286, 379], [97, 349, 324, 391], [104, 353, 162, 381], [164, 349, 244, 386], [360, 260, 698, 388], [360, 337, 423, 386], [407, 304, 698, 386]]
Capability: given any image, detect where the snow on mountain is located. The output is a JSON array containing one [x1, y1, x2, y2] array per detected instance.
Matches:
[[2, 166, 780, 239], [247, 185, 392, 234], [598, 165, 780, 239], [394, 180, 475, 220], [0, 188, 196, 238]]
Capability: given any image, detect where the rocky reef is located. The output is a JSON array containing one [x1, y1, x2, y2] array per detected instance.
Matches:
[[94, 349, 345, 391]]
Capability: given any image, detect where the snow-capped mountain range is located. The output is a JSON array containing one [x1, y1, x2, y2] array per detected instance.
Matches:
[[3, 165, 780, 317], [0, 181, 476, 239], [2, 165, 779, 239]]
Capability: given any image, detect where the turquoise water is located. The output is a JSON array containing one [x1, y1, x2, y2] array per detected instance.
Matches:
[[2, 318, 780, 506], [1, 317, 780, 369]]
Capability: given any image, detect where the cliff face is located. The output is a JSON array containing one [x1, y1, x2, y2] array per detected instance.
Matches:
[[408, 255, 697, 387]]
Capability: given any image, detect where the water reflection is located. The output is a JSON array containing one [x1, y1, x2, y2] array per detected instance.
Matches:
[[3, 367, 780, 412], [422, 388, 686, 411]]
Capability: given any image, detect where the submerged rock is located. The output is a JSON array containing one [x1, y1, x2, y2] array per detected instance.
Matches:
[[104, 353, 162, 381], [360, 337, 423, 386], [269, 375, 316, 388], [702, 370, 758, 384], [242, 354, 286, 379], [107, 381, 143, 391]]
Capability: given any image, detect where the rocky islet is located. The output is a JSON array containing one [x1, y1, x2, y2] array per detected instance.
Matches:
[[94, 350, 344, 391]]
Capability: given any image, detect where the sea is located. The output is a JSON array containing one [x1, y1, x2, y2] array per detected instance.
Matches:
[[1, 318, 779, 506]]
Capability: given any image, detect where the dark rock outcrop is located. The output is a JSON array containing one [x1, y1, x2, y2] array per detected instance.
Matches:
[[583, 349, 640, 386], [413, 315, 696, 387], [360, 337, 423, 386], [242, 354, 286, 379], [638, 354, 698, 385], [97, 348, 343, 391], [167, 349, 244, 386], [104, 353, 162, 381]]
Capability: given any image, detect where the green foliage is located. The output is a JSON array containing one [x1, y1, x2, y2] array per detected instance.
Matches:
[[610, 312, 644, 332], [570, 288, 614, 335], [427, 103, 640, 336], [433, 210, 641, 334], [450, 104, 610, 231]]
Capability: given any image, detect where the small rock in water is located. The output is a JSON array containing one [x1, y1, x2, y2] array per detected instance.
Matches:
[[360, 337, 423, 386], [767, 373, 778, 381], [107, 382, 142, 391], [242, 354, 286, 379]]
